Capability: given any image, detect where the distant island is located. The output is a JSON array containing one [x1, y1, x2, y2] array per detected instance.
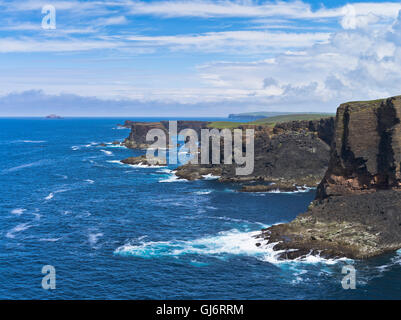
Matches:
[[45, 114, 63, 119]]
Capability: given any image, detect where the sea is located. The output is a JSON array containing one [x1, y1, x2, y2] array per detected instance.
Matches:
[[1, 117, 400, 299]]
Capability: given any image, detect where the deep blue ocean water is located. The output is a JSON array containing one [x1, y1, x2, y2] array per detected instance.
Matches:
[[1, 118, 401, 300]]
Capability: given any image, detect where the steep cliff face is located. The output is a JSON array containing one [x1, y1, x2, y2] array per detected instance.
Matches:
[[176, 118, 334, 186], [123, 117, 334, 186], [124, 122, 167, 149], [261, 96, 401, 259], [123, 120, 210, 149], [317, 96, 401, 199]]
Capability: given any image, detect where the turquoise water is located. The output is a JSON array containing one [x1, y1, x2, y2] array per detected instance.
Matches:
[[1, 118, 400, 299]]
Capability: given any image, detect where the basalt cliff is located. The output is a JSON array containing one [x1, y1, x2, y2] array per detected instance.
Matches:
[[260, 96, 401, 259], [122, 118, 335, 187], [122, 120, 209, 149]]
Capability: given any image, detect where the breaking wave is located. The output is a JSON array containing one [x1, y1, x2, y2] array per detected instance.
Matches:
[[108, 160, 165, 169], [115, 228, 349, 266], [159, 171, 187, 183]]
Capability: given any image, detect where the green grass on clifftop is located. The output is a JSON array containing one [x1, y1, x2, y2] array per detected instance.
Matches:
[[208, 113, 334, 129]]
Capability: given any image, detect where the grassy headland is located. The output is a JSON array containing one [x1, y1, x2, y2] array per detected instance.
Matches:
[[208, 113, 334, 129]]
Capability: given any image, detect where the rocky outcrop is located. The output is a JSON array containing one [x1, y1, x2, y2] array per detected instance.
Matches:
[[260, 96, 401, 259], [175, 164, 222, 181], [175, 118, 334, 186], [121, 155, 166, 166], [124, 122, 167, 149], [317, 97, 401, 198], [122, 117, 334, 185], [239, 183, 306, 193], [123, 120, 210, 149]]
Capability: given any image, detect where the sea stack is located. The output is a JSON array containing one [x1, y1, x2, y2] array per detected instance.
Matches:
[[260, 96, 401, 260]]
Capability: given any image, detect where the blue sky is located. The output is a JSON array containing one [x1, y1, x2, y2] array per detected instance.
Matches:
[[1, 0, 401, 116]]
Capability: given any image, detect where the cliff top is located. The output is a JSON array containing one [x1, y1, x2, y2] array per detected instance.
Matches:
[[208, 113, 334, 129]]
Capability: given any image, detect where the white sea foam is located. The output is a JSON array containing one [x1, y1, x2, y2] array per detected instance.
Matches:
[[104, 143, 126, 148], [85, 142, 98, 147], [71, 146, 80, 151], [194, 190, 213, 195], [11, 208, 26, 215], [376, 250, 401, 274], [100, 149, 113, 156], [88, 233, 103, 246], [85, 179, 95, 184], [107, 160, 123, 165], [44, 192, 54, 200], [127, 162, 166, 168], [2, 160, 49, 174], [202, 174, 220, 180], [6, 223, 32, 239], [115, 227, 349, 265], [159, 171, 187, 183], [108, 160, 165, 169], [157, 169, 172, 174], [267, 185, 315, 194], [115, 229, 263, 258], [43, 183, 83, 201]]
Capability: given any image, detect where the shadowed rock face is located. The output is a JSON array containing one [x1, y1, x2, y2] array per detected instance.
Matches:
[[176, 118, 335, 186], [317, 96, 401, 199], [261, 96, 401, 260], [123, 120, 210, 149], [123, 118, 335, 186]]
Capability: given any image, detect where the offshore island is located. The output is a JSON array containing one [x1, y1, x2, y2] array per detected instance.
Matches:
[[118, 95, 401, 261]]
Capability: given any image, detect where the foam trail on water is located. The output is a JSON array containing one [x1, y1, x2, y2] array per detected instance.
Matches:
[[100, 149, 113, 156], [18, 140, 46, 144], [44, 193, 54, 200], [6, 223, 32, 239], [11, 208, 26, 215], [194, 190, 213, 195], [2, 160, 50, 174]]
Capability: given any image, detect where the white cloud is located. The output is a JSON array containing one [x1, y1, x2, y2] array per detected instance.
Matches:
[[127, 0, 401, 21], [2, 1, 401, 114], [194, 17, 401, 111], [0, 38, 124, 52], [126, 30, 331, 52]]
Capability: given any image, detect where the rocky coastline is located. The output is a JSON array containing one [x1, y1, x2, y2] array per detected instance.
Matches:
[[123, 118, 335, 188], [120, 98, 401, 260], [260, 96, 401, 260]]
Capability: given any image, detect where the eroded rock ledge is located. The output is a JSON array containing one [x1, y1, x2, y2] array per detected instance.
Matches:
[[261, 96, 401, 260]]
